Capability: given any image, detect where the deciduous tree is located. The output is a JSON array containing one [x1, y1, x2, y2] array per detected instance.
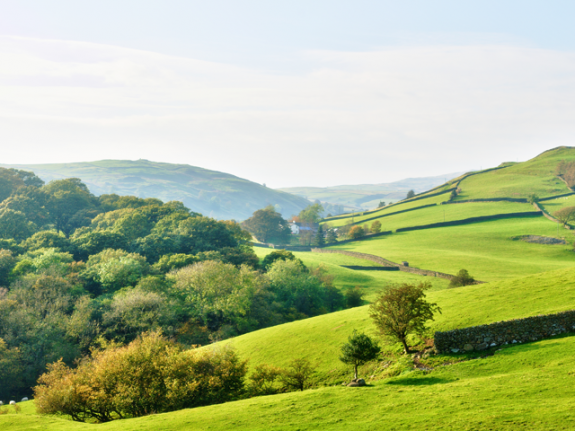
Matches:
[[369, 282, 441, 353], [339, 330, 380, 380]]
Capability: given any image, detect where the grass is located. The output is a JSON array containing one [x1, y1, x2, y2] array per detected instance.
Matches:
[[332, 217, 574, 282], [253, 247, 451, 299], [324, 191, 452, 227], [328, 201, 535, 231], [455, 147, 575, 201], [539, 193, 575, 214], [5, 335, 575, 429]]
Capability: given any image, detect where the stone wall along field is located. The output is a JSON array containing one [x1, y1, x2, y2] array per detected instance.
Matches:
[[434, 310, 575, 353]]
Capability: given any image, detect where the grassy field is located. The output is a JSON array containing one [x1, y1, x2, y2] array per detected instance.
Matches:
[[332, 217, 574, 282], [455, 147, 573, 201], [540, 193, 575, 214], [5, 266, 575, 430], [253, 247, 451, 299], [324, 191, 453, 227], [327, 201, 535, 231]]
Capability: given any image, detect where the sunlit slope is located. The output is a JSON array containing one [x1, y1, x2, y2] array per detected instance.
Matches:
[[7, 269, 575, 430], [456, 146, 575, 200], [332, 217, 573, 282], [327, 201, 535, 230], [4, 336, 575, 430], [253, 248, 451, 299], [215, 266, 575, 383], [324, 191, 452, 228]]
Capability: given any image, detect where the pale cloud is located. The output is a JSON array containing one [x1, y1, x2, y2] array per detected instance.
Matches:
[[1, 36, 575, 187]]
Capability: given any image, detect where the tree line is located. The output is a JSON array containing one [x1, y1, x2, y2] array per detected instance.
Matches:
[[0, 168, 354, 401]]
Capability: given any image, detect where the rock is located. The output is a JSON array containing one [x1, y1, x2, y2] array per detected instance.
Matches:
[[347, 378, 366, 387], [476, 343, 488, 351], [21, 397, 28, 402], [450, 348, 460, 353], [463, 344, 474, 351], [9, 400, 16, 405]]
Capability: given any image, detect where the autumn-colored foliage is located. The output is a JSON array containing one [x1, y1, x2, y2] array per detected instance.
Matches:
[[34, 332, 247, 422]]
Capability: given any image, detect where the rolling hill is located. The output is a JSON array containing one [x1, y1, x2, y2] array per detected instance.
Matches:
[[4, 147, 575, 430], [278, 172, 465, 212], [0, 159, 311, 221]]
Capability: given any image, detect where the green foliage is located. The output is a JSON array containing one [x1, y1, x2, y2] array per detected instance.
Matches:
[[0, 249, 16, 287], [298, 203, 324, 224], [242, 206, 291, 244], [370, 220, 382, 233], [22, 231, 71, 253], [449, 269, 475, 288], [527, 193, 540, 204], [312, 224, 325, 247], [0, 337, 22, 401], [34, 332, 248, 422], [406, 189, 416, 199], [339, 330, 380, 379], [248, 363, 284, 396], [261, 249, 303, 271], [370, 282, 441, 353], [0, 209, 37, 242], [345, 286, 364, 308], [279, 358, 316, 392], [349, 225, 365, 239], [325, 229, 337, 244]]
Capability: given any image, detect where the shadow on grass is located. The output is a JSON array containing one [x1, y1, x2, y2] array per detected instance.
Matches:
[[386, 377, 453, 386]]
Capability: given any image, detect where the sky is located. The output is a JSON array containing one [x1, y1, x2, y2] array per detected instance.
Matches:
[[1, 1, 575, 188]]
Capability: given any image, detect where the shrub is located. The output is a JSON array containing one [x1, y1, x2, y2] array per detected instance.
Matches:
[[370, 221, 382, 233], [345, 286, 364, 308], [279, 358, 316, 392], [34, 332, 247, 422], [339, 330, 380, 380], [349, 226, 365, 240], [248, 363, 284, 396], [449, 269, 475, 287]]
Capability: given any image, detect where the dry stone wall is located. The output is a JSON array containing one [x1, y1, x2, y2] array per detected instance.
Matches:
[[434, 310, 575, 353]]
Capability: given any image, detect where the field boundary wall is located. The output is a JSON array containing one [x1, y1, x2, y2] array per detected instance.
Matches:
[[395, 211, 542, 233], [435, 310, 575, 353], [310, 248, 477, 282]]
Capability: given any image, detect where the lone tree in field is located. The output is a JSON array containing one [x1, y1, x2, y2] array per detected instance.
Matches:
[[369, 282, 441, 354], [553, 206, 575, 227], [406, 189, 415, 199], [449, 269, 475, 287], [339, 330, 380, 380]]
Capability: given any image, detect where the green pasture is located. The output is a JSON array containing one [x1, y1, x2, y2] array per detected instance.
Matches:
[[324, 191, 452, 228], [6, 276, 575, 429], [254, 247, 451, 299], [329, 201, 535, 231], [332, 217, 574, 282], [540, 193, 575, 214], [211, 266, 575, 381], [455, 147, 573, 201]]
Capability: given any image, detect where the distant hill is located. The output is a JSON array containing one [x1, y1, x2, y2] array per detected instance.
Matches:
[[278, 172, 466, 211], [0, 160, 311, 221]]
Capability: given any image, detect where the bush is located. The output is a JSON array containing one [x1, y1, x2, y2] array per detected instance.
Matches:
[[345, 286, 364, 308], [449, 269, 475, 287], [370, 221, 382, 233], [34, 332, 247, 422], [349, 226, 365, 240], [279, 358, 315, 392]]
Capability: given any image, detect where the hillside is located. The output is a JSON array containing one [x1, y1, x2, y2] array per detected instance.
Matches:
[[4, 147, 575, 430], [279, 172, 464, 212], [0, 160, 310, 221]]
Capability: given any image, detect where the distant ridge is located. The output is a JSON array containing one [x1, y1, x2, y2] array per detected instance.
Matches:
[[0, 160, 311, 221]]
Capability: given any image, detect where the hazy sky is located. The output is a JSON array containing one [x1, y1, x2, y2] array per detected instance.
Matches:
[[1, 1, 575, 187]]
